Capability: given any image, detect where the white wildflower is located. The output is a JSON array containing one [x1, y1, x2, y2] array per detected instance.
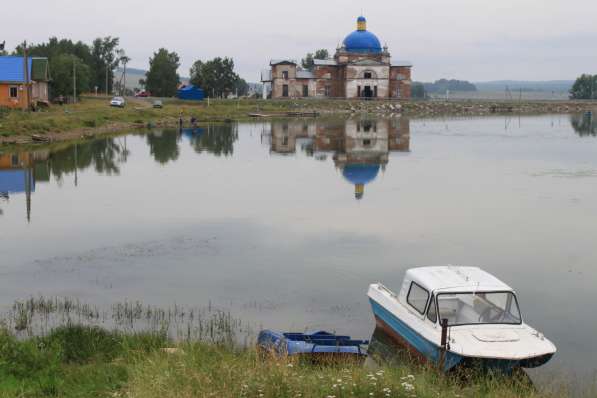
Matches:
[[401, 382, 415, 391]]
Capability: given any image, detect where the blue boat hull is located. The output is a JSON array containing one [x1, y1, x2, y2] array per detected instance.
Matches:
[[369, 299, 545, 373], [257, 330, 367, 362]]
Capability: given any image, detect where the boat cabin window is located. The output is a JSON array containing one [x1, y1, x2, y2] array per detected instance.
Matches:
[[427, 295, 437, 323], [437, 292, 522, 326], [407, 282, 429, 315]]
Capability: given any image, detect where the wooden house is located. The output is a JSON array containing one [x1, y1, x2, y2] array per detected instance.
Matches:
[[0, 56, 50, 109]]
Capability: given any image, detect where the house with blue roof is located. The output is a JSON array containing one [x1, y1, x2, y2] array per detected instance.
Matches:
[[0, 56, 50, 109], [261, 16, 412, 100]]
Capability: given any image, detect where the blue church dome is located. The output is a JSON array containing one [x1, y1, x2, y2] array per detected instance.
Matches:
[[342, 163, 381, 200], [343, 17, 383, 54], [342, 163, 380, 185]]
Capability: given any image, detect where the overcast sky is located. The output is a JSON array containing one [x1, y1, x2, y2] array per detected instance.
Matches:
[[3, 0, 597, 82]]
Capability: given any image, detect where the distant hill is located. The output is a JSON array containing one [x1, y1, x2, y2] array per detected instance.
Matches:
[[474, 80, 574, 93], [114, 67, 190, 90], [422, 79, 477, 93]]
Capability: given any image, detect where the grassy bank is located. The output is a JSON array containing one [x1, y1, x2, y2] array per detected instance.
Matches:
[[0, 96, 290, 144], [0, 323, 566, 398], [2, 96, 596, 146]]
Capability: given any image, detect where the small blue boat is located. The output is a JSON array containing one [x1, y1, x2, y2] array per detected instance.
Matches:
[[257, 330, 368, 361]]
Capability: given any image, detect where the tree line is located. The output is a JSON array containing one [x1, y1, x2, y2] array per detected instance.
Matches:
[[570, 74, 597, 99], [4, 39, 248, 99], [141, 51, 249, 98], [10, 37, 124, 98]]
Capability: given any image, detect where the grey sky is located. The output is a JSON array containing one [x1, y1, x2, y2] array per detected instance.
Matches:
[[3, 0, 596, 82]]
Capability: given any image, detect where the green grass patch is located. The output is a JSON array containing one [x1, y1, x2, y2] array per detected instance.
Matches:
[[0, 325, 165, 397], [0, 321, 588, 398]]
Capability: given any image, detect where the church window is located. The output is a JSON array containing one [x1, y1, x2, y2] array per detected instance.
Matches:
[[364, 72, 372, 79], [282, 71, 289, 80], [363, 121, 373, 132]]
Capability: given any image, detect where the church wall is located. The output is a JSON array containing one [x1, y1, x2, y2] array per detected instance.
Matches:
[[388, 117, 411, 152], [344, 65, 391, 98], [389, 67, 412, 99], [313, 65, 345, 97], [270, 120, 314, 153]]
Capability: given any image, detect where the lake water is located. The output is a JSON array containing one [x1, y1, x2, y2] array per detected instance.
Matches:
[[1, 113, 596, 385]]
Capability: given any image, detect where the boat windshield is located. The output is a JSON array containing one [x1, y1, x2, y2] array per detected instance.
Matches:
[[436, 292, 522, 326]]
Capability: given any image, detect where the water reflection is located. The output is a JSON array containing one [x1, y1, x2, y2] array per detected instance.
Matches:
[[0, 124, 240, 220], [366, 326, 411, 367], [0, 137, 129, 221], [183, 124, 238, 156], [269, 117, 410, 199], [0, 151, 39, 221], [147, 131, 180, 164], [570, 113, 596, 137]]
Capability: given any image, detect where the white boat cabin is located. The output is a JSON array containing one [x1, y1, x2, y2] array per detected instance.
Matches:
[[397, 266, 522, 327], [368, 266, 556, 362]]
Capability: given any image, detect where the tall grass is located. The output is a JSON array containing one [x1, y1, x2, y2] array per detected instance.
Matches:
[[125, 343, 558, 398], [0, 297, 592, 397], [3, 296, 251, 345]]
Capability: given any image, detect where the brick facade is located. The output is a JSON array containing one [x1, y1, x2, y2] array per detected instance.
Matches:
[[262, 18, 412, 100]]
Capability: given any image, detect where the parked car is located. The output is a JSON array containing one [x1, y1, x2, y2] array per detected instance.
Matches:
[[135, 91, 150, 98], [110, 97, 126, 108], [152, 100, 163, 109]]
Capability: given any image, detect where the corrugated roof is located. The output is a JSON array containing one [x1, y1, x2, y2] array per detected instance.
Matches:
[[296, 70, 314, 79], [0, 56, 48, 83], [391, 60, 413, 67], [313, 59, 338, 66]]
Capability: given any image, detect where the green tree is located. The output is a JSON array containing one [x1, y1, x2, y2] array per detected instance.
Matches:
[[411, 82, 426, 99], [189, 57, 240, 98], [14, 36, 126, 96], [570, 74, 597, 99], [91, 37, 121, 94], [234, 78, 249, 97], [145, 49, 180, 97], [49, 54, 91, 97], [301, 49, 329, 69]]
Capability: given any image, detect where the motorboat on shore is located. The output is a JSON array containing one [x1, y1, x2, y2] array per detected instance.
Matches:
[[368, 266, 556, 372]]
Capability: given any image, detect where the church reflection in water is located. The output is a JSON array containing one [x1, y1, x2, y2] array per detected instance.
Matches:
[[268, 117, 410, 199]]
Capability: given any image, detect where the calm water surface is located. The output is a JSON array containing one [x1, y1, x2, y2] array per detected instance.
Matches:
[[1, 114, 596, 382]]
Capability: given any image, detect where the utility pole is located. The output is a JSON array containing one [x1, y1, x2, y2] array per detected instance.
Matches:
[[73, 57, 77, 103], [23, 41, 32, 111]]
